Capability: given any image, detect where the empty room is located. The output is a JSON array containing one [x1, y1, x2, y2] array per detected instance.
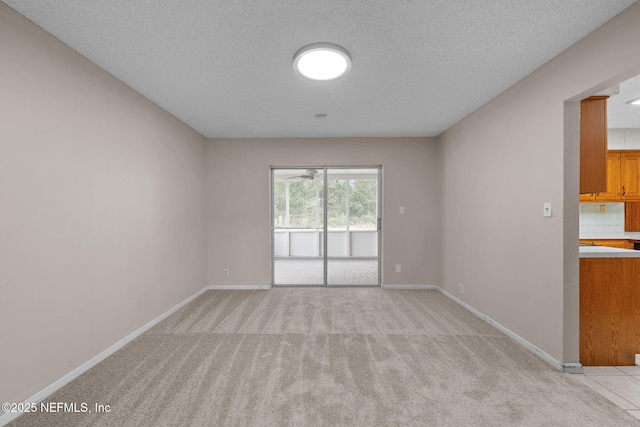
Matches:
[[3, 1, 640, 426]]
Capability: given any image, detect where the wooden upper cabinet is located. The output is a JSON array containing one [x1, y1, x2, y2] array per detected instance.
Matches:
[[594, 152, 622, 201], [580, 152, 621, 201], [581, 150, 640, 204], [620, 152, 640, 200], [580, 96, 609, 194]]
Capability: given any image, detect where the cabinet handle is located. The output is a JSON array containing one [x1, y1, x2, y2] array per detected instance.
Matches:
[[622, 186, 626, 196]]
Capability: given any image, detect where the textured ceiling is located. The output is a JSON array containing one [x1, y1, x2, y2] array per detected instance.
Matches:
[[3, 0, 637, 138]]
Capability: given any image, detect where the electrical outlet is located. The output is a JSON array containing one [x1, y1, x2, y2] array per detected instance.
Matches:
[[600, 205, 606, 214], [223, 269, 229, 277], [459, 284, 464, 294]]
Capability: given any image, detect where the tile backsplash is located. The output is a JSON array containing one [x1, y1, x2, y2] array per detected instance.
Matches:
[[579, 202, 625, 227]]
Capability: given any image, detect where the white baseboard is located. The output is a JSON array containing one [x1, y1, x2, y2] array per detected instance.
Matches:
[[382, 284, 438, 290], [381, 284, 577, 372], [207, 284, 271, 290], [0, 286, 210, 427], [436, 286, 580, 373], [561, 363, 583, 374]]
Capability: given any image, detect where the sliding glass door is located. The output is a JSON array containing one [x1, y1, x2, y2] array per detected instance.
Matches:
[[272, 168, 324, 285], [272, 167, 380, 286]]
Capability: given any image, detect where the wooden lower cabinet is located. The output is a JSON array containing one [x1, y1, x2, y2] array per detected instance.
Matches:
[[579, 239, 634, 249], [580, 257, 640, 366]]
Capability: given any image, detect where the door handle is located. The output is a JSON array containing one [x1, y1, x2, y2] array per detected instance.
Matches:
[[377, 217, 381, 231]]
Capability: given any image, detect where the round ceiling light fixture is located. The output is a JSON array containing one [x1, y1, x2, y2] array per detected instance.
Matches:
[[293, 42, 352, 82]]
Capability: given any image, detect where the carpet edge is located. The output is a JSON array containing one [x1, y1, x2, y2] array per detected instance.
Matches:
[[436, 286, 581, 374]]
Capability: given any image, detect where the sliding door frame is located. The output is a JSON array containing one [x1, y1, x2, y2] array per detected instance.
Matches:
[[270, 165, 382, 287]]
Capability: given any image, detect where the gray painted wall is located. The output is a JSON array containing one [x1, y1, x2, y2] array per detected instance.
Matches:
[[438, 2, 640, 362], [0, 4, 207, 404], [205, 138, 441, 287]]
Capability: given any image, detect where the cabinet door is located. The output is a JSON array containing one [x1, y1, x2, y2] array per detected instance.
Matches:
[[594, 152, 621, 201], [580, 258, 640, 366], [580, 193, 595, 202], [620, 152, 640, 200], [626, 203, 640, 232], [580, 96, 608, 194]]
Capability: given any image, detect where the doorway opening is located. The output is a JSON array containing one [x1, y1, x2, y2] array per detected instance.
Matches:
[[271, 167, 381, 286]]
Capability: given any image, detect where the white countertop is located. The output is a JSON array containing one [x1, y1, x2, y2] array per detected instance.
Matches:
[[579, 245, 640, 258]]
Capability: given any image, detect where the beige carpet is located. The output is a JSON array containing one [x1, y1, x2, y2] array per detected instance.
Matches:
[[9, 288, 640, 426]]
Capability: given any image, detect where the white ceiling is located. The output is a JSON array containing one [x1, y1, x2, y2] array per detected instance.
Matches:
[[608, 74, 640, 129], [3, 0, 637, 138]]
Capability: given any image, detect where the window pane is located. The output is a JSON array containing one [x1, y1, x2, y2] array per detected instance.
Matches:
[[327, 179, 347, 230], [289, 180, 321, 228], [349, 180, 377, 230]]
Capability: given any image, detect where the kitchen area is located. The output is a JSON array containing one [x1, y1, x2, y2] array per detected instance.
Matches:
[[579, 74, 640, 367]]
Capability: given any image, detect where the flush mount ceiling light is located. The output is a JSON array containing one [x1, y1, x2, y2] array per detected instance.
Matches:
[[293, 42, 352, 82], [628, 97, 640, 105]]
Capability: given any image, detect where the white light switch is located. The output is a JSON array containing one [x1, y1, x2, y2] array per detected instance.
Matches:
[[543, 202, 552, 217], [395, 264, 401, 273], [399, 206, 405, 214]]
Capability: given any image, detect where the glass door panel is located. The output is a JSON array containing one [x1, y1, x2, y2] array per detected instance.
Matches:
[[272, 168, 324, 285], [326, 168, 380, 286]]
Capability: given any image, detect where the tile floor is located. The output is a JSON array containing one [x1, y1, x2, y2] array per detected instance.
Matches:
[[574, 360, 640, 421]]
